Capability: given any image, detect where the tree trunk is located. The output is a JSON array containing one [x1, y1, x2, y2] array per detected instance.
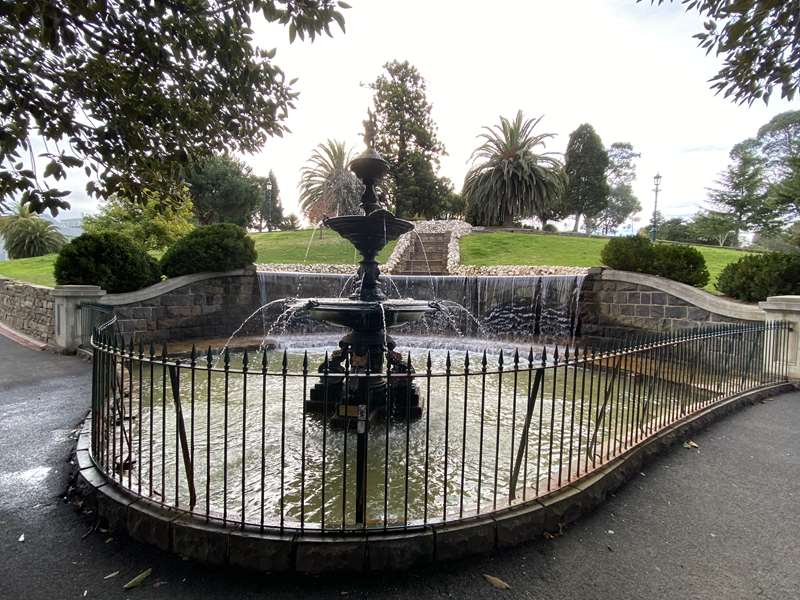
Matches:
[[572, 214, 581, 232], [503, 212, 514, 228]]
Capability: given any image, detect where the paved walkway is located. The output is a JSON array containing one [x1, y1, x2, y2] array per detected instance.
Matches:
[[1, 334, 798, 599]]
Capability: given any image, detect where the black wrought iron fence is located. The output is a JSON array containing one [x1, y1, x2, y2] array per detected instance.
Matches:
[[80, 303, 114, 348], [89, 321, 790, 535]]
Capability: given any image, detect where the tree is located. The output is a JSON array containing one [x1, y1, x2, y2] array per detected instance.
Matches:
[[281, 214, 301, 230], [463, 111, 566, 228], [593, 184, 641, 235], [187, 155, 261, 227], [769, 155, 800, 220], [644, 1, 800, 104], [0, 1, 348, 214], [564, 124, 609, 231], [252, 171, 284, 232], [688, 211, 739, 247], [298, 140, 363, 224], [0, 204, 65, 258], [756, 110, 800, 181], [593, 142, 642, 234], [370, 60, 446, 218], [707, 139, 773, 232], [83, 188, 195, 251]]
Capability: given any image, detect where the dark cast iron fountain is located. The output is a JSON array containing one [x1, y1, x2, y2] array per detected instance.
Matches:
[[299, 121, 435, 522]]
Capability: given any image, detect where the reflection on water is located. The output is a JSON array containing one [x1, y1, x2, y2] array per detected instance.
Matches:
[[113, 344, 672, 530]]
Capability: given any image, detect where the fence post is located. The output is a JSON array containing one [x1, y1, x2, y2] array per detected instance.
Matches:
[[51, 285, 106, 352], [759, 296, 800, 380]]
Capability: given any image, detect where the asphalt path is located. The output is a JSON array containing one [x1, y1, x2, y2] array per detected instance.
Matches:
[[0, 334, 798, 599]]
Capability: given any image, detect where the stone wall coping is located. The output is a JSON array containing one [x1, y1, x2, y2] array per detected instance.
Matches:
[[52, 284, 105, 298], [0, 276, 55, 292], [600, 269, 765, 321], [760, 295, 800, 312], [75, 381, 797, 574], [102, 268, 251, 306]]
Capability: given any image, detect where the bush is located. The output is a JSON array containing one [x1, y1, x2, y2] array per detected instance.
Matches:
[[601, 236, 710, 287], [160, 223, 256, 278], [651, 244, 709, 287], [600, 235, 655, 272], [55, 232, 161, 293], [542, 223, 558, 233], [716, 252, 800, 301]]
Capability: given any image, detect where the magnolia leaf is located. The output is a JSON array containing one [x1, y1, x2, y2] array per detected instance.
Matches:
[[483, 574, 511, 590], [104, 571, 119, 579]]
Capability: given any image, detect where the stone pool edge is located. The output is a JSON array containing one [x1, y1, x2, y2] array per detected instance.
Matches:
[[73, 381, 797, 575]]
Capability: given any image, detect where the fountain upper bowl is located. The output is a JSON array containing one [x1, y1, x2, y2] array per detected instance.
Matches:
[[323, 210, 414, 256], [299, 298, 435, 331]]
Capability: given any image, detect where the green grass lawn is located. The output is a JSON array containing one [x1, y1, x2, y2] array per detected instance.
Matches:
[[251, 229, 395, 265], [460, 231, 752, 292], [0, 230, 396, 287], [0, 254, 59, 287]]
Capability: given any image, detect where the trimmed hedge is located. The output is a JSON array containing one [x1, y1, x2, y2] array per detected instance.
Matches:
[[54, 232, 161, 293], [600, 236, 655, 273], [716, 252, 800, 302], [601, 236, 709, 287], [160, 223, 256, 278], [651, 244, 709, 288]]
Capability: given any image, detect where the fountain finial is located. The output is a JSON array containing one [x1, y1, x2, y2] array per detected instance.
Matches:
[[362, 109, 377, 148]]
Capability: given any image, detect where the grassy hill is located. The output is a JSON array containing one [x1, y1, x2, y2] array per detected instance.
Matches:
[[0, 229, 749, 292], [0, 229, 396, 287], [459, 232, 752, 293]]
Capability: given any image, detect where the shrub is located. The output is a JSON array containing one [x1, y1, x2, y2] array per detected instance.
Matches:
[[601, 236, 711, 288], [717, 252, 800, 301], [160, 223, 256, 278], [651, 244, 709, 287], [600, 235, 655, 272], [542, 223, 558, 233], [55, 232, 161, 293]]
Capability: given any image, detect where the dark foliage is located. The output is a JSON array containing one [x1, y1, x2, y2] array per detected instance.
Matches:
[[600, 236, 655, 273], [601, 236, 710, 287], [651, 244, 709, 287], [54, 232, 160, 293], [160, 223, 256, 278], [717, 252, 800, 302], [0, 1, 346, 214]]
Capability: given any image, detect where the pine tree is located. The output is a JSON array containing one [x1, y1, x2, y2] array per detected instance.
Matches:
[[563, 124, 609, 231]]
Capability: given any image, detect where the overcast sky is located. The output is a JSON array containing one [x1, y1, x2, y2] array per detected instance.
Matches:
[[64, 0, 798, 229]]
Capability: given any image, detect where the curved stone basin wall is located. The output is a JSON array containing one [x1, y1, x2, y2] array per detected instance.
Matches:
[[98, 267, 765, 346], [581, 269, 764, 343]]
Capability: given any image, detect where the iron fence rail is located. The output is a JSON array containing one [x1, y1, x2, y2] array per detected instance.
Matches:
[[89, 321, 790, 535]]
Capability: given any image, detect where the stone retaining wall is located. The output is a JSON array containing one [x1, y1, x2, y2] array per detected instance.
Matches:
[[581, 269, 764, 341], [0, 278, 54, 343], [104, 268, 258, 342]]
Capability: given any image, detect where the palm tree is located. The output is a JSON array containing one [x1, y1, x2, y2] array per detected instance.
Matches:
[[298, 140, 364, 224], [0, 204, 66, 259], [463, 111, 566, 227]]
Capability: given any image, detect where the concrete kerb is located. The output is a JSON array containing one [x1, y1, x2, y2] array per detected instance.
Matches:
[[73, 381, 797, 574]]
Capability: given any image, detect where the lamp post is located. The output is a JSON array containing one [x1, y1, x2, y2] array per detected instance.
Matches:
[[650, 173, 662, 242]]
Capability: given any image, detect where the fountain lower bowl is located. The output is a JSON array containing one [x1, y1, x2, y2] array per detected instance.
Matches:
[[302, 298, 434, 331]]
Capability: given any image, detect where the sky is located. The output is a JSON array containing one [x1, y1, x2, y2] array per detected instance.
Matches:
[[61, 0, 798, 230]]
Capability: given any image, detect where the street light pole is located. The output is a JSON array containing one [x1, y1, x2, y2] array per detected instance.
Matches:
[[650, 173, 662, 242]]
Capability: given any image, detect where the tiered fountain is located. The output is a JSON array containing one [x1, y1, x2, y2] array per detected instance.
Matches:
[[303, 120, 434, 425]]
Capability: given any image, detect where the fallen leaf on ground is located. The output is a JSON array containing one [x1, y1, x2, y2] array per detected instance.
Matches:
[[17, 534, 24, 542], [483, 574, 511, 590], [123, 568, 152, 590], [683, 440, 700, 449], [104, 571, 119, 580]]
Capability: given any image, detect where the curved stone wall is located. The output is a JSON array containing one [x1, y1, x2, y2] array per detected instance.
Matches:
[[581, 269, 763, 342]]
